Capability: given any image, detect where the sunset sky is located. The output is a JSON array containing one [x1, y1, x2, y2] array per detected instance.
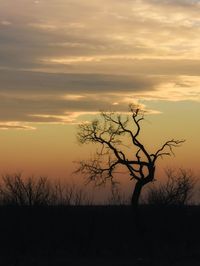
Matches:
[[0, 0, 199, 191]]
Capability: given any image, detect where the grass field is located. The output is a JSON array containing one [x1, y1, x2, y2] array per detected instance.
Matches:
[[0, 206, 199, 265]]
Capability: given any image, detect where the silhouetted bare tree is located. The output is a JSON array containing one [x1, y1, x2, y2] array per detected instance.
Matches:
[[76, 107, 184, 208], [146, 168, 195, 206]]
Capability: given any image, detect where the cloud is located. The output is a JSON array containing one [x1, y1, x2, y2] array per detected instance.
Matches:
[[1, 0, 200, 71], [0, 0, 200, 129], [0, 69, 199, 129], [0, 20, 11, 26], [0, 122, 36, 130], [0, 70, 158, 94]]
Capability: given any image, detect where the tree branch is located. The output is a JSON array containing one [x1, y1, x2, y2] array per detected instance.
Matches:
[[153, 139, 185, 163]]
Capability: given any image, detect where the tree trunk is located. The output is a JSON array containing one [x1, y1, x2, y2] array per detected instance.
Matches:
[[131, 181, 143, 209]]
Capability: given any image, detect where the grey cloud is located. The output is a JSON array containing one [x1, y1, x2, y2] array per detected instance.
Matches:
[[0, 21, 158, 70], [0, 68, 198, 125], [0, 124, 35, 130], [0, 70, 157, 94], [41, 59, 200, 76], [0, 65, 199, 126], [0, 90, 129, 123], [150, 0, 200, 8], [0, 69, 160, 123]]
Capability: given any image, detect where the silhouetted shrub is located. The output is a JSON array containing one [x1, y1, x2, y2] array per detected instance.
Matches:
[[0, 173, 51, 206], [146, 168, 195, 206], [106, 185, 129, 205], [51, 182, 94, 206], [0, 173, 94, 206]]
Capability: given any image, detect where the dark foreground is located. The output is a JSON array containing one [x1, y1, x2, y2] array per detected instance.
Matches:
[[0, 205, 199, 266]]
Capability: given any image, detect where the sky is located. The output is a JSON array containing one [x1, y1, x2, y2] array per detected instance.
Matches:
[[0, 0, 200, 193]]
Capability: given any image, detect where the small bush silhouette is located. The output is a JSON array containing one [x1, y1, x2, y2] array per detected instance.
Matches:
[[106, 185, 129, 205], [146, 168, 195, 206], [51, 182, 93, 206], [0, 173, 93, 206], [0, 173, 51, 206]]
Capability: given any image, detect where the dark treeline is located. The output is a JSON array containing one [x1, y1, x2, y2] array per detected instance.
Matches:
[[0, 173, 93, 207], [0, 169, 198, 207]]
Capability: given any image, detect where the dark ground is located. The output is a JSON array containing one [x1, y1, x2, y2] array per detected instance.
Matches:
[[0, 205, 199, 266]]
